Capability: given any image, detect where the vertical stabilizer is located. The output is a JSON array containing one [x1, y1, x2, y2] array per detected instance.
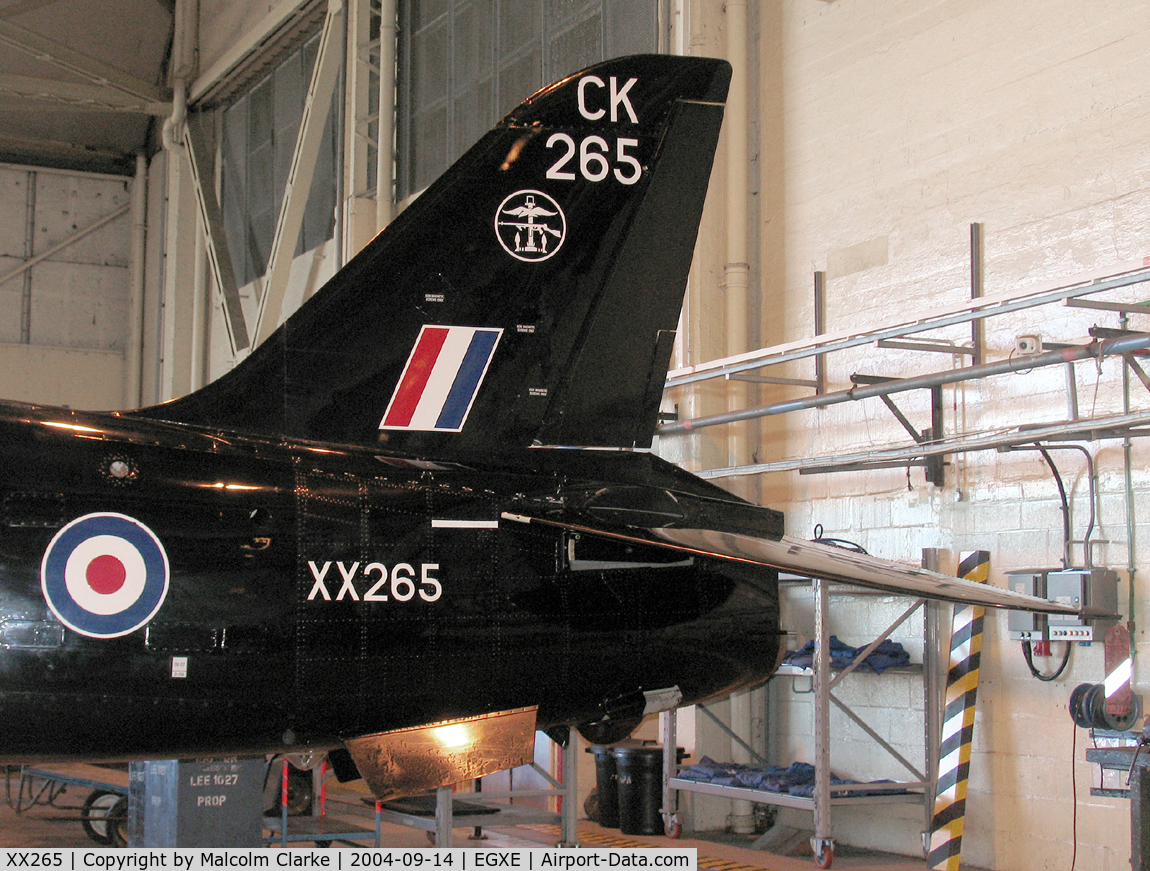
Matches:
[[134, 56, 731, 457]]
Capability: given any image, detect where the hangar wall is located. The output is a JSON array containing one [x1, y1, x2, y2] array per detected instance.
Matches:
[[0, 165, 132, 409], [662, 2, 1150, 869]]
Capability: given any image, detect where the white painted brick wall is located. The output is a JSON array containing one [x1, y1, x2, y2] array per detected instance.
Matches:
[[670, 1, 1150, 867]]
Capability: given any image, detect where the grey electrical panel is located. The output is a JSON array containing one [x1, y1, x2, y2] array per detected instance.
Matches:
[[1007, 569, 1050, 641], [1046, 568, 1119, 641], [1006, 567, 1119, 642]]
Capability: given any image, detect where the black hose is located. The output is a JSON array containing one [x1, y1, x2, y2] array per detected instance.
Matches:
[[1022, 639, 1072, 681], [812, 524, 867, 553], [1037, 447, 1071, 569]]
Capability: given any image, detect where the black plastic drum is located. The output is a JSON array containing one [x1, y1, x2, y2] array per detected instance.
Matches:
[[612, 746, 664, 836], [589, 745, 620, 828]]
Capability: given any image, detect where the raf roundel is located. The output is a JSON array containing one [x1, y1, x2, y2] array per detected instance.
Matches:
[[41, 513, 170, 639]]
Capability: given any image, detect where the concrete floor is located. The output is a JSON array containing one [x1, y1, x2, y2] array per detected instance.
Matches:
[[0, 772, 948, 871]]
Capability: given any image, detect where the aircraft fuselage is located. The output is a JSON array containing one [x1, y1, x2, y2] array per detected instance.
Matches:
[[0, 401, 780, 762]]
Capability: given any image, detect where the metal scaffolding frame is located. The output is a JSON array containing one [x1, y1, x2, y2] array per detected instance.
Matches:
[[660, 257, 1150, 481], [666, 259, 1150, 390], [663, 571, 942, 868], [168, 0, 382, 362]]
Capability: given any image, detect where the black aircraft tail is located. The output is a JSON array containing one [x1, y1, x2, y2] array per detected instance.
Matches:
[[134, 55, 731, 456]]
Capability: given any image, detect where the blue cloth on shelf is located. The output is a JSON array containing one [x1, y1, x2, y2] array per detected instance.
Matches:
[[781, 636, 910, 674], [788, 775, 852, 798], [676, 755, 751, 784], [733, 765, 789, 790], [675, 756, 907, 797], [789, 777, 907, 798], [862, 639, 911, 674]]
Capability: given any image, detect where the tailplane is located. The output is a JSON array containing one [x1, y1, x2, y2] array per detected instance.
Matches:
[[134, 55, 731, 456]]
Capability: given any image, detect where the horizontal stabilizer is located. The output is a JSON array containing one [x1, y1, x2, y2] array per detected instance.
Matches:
[[651, 529, 1077, 613], [501, 513, 1077, 613]]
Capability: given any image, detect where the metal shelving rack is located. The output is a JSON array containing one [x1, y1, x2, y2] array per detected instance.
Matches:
[[664, 571, 943, 869]]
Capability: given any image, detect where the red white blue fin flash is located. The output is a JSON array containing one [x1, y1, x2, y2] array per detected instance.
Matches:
[[380, 325, 503, 433]]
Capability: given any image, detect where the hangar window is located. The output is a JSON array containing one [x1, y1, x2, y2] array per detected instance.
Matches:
[[219, 33, 339, 288], [396, 0, 658, 200]]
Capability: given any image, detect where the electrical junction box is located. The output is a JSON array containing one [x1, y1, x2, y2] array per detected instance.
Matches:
[[1046, 568, 1119, 642], [1015, 334, 1043, 356], [1007, 569, 1052, 641]]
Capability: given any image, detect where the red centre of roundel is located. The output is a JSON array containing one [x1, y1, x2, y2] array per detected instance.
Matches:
[[86, 553, 127, 595]]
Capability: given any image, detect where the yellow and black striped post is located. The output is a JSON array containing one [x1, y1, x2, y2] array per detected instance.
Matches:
[[927, 550, 989, 871]]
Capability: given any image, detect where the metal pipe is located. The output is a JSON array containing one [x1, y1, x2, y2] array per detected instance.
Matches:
[[660, 331, 1150, 435], [667, 264, 1150, 388], [333, 3, 347, 267], [695, 703, 766, 764], [814, 271, 826, 394], [724, 0, 750, 348], [1122, 312, 1138, 661], [724, 0, 750, 471], [375, 0, 397, 229], [703, 409, 1150, 479], [811, 577, 831, 854], [723, 0, 754, 835], [920, 550, 942, 842], [126, 153, 147, 409], [19, 169, 34, 344], [161, 78, 187, 154], [162, 0, 195, 156], [970, 223, 983, 365]]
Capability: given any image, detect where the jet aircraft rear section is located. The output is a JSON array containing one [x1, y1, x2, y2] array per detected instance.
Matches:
[[0, 52, 1077, 807], [286, 445, 783, 747], [0, 402, 781, 762]]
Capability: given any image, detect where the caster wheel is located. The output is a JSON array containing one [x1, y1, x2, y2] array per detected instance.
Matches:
[[813, 843, 834, 869], [664, 819, 681, 839], [107, 797, 129, 848], [81, 791, 127, 847]]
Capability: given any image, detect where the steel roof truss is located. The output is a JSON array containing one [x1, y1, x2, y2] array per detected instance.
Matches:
[[0, 19, 169, 105]]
